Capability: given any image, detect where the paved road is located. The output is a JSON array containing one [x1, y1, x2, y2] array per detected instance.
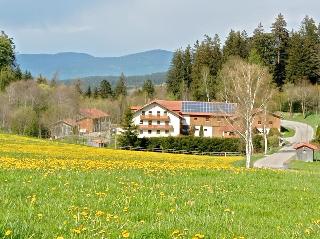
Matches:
[[254, 120, 314, 169]]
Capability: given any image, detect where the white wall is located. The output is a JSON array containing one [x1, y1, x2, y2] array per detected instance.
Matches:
[[194, 126, 212, 137], [133, 103, 181, 138]]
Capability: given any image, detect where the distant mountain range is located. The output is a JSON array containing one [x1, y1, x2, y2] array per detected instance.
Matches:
[[63, 72, 168, 89], [16, 49, 173, 80]]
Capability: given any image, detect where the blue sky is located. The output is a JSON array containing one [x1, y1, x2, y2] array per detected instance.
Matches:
[[1, 0, 319, 56]]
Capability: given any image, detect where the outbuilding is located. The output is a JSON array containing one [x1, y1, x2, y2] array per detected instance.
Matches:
[[294, 143, 318, 162]]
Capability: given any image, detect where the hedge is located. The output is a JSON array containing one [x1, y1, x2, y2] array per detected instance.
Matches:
[[137, 136, 244, 152]]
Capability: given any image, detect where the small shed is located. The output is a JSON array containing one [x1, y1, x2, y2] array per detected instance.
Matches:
[[294, 143, 318, 162]]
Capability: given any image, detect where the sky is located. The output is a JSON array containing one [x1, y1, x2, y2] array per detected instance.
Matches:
[[1, 0, 319, 56]]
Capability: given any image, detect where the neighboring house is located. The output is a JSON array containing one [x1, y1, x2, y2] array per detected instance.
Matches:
[[132, 101, 182, 137], [50, 119, 77, 139], [252, 110, 281, 134], [131, 100, 281, 138], [77, 108, 110, 134]]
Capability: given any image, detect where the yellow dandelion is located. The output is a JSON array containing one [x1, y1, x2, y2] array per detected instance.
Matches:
[[4, 230, 12, 236], [192, 233, 205, 239], [122, 230, 130, 238]]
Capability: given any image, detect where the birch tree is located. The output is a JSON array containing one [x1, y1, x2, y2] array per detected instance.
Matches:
[[220, 57, 273, 168]]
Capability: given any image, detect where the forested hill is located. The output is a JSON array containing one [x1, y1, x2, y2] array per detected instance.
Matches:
[[16, 49, 173, 80], [64, 72, 167, 89]]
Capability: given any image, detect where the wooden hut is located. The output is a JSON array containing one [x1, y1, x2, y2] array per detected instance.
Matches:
[[294, 143, 318, 162]]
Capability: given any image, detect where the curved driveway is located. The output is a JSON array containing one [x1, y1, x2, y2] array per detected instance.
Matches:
[[254, 120, 314, 169]]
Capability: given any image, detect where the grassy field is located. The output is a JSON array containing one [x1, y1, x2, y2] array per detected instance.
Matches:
[[282, 113, 319, 130], [1, 134, 320, 238], [281, 127, 295, 138]]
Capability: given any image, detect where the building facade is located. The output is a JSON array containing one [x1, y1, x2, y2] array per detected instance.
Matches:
[[132, 100, 281, 138]]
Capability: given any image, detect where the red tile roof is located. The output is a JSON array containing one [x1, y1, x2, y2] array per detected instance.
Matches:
[[294, 143, 318, 150], [79, 108, 109, 119]]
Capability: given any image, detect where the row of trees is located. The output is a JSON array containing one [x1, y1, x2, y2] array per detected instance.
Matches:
[[0, 31, 33, 91], [83, 75, 155, 103], [167, 14, 320, 101]]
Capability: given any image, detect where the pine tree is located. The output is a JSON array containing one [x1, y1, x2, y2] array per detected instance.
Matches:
[[271, 13, 289, 87], [166, 49, 184, 99], [286, 16, 320, 84], [251, 23, 275, 68], [99, 80, 113, 98], [118, 107, 138, 147], [182, 46, 193, 100], [114, 73, 127, 99], [85, 85, 92, 98], [142, 79, 155, 103], [223, 30, 249, 61], [192, 34, 222, 101], [93, 86, 99, 98]]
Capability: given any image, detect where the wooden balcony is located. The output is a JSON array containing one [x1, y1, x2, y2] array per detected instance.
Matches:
[[139, 125, 173, 131], [140, 115, 170, 121]]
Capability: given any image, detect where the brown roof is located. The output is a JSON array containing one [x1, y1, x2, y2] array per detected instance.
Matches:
[[294, 143, 318, 150], [153, 100, 182, 112], [63, 119, 77, 127], [131, 106, 142, 111], [79, 108, 109, 119]]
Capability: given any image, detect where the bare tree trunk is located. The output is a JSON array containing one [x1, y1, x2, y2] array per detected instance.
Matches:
[[289, 101, 293, 118], [263, 106, 268, 155], [301, 102, 305, 118]]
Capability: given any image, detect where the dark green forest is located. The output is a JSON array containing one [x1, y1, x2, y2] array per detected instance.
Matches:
[[167, 14, 320, 101]]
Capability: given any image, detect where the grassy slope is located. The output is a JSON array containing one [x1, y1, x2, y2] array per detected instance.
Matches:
[[282, 127, 295, 138], [1, 135, 320, 238], [282, 113, 319, 130]]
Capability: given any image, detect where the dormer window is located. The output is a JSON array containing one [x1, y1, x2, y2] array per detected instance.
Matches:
[[142, 111, 145, 115]]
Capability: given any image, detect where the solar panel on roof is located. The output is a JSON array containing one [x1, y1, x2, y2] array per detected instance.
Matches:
[[182, 101, 236, 114]]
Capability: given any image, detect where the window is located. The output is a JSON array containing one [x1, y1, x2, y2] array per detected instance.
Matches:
[[195, 128, 199, 131], [164, 111, 167, 115], [204, 129, 207, 132], [194, 117, 197, 120], [165, 130, 169, 134], [142, 111, 145, 115], [258, 121, 262, 125], [206, 117, 210, 122], [148, 111, 152, 115], [140, 130, 143, 134], [157, 111, 160, 116], [140, 120, 143, 125], [157, 121, 160, 125], [165, 121, 169, 126], [157, 130, 160, 134], [148, 121, 152, 125], [269, 121, 273, 125], [148, 130, 152, 134]]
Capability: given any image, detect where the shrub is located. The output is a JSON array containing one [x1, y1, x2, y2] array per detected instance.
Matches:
[[268, 135, 279, 149], [268, 128, 281, 137], [253, 135, 264, 153], [137, 136, 244, 152], [316, 125, 320, 143]]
